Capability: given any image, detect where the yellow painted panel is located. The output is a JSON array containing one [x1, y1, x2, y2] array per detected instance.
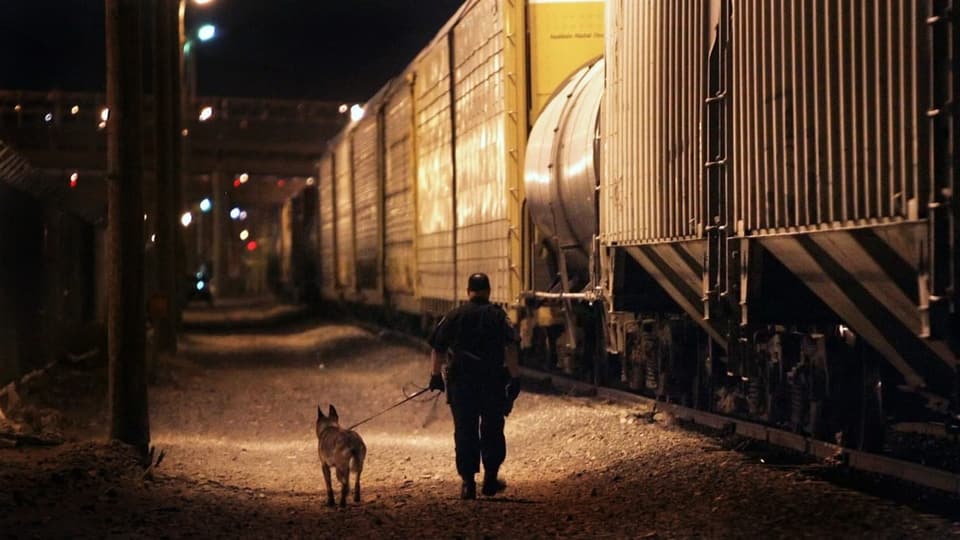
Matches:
[[528, 0, 604, 121], [384, 84, 415, 297], [413, 35, 456, 303], [318, 155, 336, 297], [333, 137, 355, 291]]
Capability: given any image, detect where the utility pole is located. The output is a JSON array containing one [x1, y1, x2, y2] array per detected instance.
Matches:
[[106, 0, 150, 456], [154, 0, 179, 353]]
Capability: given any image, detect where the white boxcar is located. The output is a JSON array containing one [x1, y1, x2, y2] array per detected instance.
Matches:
[[730, 0, 929, 233], [601, 0, 707, 246]]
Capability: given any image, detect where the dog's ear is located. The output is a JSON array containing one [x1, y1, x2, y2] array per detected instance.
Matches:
[[328, 404, 339, 423], [317, 405, 324, 419]]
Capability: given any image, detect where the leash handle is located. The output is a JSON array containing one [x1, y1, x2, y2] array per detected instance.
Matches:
[[345, 388, 432, 431]]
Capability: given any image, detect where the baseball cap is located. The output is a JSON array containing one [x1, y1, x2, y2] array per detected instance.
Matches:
[[467, 272, 491, 292]]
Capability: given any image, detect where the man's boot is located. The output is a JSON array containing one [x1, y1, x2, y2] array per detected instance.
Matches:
[[481, 468, 506, 496], [460, 477, 477, 500]]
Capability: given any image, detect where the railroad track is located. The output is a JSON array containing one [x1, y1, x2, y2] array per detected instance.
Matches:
[[518, 367, 960, 496], [365, 321, 960, 496]]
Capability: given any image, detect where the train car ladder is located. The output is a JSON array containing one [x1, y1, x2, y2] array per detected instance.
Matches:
[[924, 1, 957, 339], [703, 0, 730, 324]]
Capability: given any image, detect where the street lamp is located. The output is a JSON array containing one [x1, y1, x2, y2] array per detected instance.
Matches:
[[197, 24, 216, 42], [181, 5, 217, 103], [350, 104, 365, 122]]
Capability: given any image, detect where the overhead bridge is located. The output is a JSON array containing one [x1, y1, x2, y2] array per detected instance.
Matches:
[[0, 90, 346, 221]]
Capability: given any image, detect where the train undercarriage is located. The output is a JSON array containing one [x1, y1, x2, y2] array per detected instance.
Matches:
[[519, 239, 958, 455]]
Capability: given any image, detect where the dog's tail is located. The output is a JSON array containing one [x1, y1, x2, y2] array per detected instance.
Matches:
[[350, 446, 366, 474]]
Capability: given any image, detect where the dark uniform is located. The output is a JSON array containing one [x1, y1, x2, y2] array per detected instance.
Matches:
[[429, 292, 518, 489]]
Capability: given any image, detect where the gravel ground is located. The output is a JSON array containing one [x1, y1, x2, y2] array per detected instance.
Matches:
[[2, 305, 960, 539]]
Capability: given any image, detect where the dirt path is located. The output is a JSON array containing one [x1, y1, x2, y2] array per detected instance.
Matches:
[[2, 313, 960, 538]]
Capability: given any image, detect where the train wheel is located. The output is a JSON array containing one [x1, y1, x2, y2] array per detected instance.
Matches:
[[854, 344, 885, 451]]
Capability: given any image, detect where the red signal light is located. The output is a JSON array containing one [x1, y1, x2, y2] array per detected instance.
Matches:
[[69, 172, 78, 188], [277, 179, 286, 188], [233, 178, 241, 188], [246, 240, 257, 251]]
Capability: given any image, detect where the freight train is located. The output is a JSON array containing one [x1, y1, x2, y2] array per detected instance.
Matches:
[[289, 0, 958, 450]]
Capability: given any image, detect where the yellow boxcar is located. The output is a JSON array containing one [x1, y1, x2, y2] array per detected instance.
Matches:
[[317, 154, 337, 299], [411, 32, 457, 313], [332, 133, 356, 297], [382, 78, 419, 314], [350, 100, 384, 305], [527, 0, 605, 121], [316, 0, 604, 320], [408, 0, 528, 314]]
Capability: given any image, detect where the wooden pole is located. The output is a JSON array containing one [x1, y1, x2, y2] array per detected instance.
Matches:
[[106, 0, 150, 456]]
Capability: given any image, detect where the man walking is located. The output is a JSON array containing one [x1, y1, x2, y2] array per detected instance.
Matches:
[[427, 273, 522, 499]]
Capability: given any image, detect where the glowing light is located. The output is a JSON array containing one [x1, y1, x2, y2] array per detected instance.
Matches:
[[44, 113, 53, 123], [239, 173, 249, 184], [246, 240, 257, 252], [200, 198, 212, 213], [239, 211, 248, 220], [277, 179, 286, 188], [70, 105, 79, 115], [182, 128, 190, 137], [239, 229, 249, 241], [197, 24, 216, 42], [196, 280, 206, 291], [181, 212, 193, 227], [193, 0, 214, 4], [349, 104, 364, 122], [100, 108, 110, 122], [150, 234, 157, 243], [305, 176, 315, 186], [198, 106, 213, 122], [69, 172, 78, 188], [97, 121, 107, 130], [144, 213, 148, 221], [13, 104, 21, 112], [230, 207, 241, 220], [338, 104, 348, 114], [233, 178, 241, 188]]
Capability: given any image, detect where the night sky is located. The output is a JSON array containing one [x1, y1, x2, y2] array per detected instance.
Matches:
[[0, 0, 464, 102]]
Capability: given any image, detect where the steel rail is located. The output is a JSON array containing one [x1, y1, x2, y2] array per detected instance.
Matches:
[[519, 367, 960, 495]]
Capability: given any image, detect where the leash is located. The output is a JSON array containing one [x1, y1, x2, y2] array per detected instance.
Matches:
[[346, 387, 434, 431], [420, 391, 442, 428]]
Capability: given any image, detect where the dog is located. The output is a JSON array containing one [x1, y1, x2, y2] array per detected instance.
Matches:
[[316, 404, 367, 507]]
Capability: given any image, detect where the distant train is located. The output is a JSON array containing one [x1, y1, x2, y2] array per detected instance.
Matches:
[[288, 0, 958, 450]]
